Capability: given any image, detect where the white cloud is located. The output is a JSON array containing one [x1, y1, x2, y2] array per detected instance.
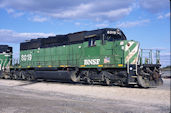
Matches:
[[31, 16, 48, 22], [165, 13, 170, 18], [139, 0, 169, 13], [75, 22, 81, 26], [157, 15, 164, 19], [45, 2, 133, 22], [116, 19, 150, 28], [95, 23, 109, 28], [13, 12, 24, 17], [0, 0, 135, 22], [0, 0, 169, 22], [157, 12, 170, 19], [5, 8, 24, 17], [0, 29, 55, 43], [6, 8, 15, 13]]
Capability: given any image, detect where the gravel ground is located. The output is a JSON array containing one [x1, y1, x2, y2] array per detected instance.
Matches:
[[0, 79, 170, 113]]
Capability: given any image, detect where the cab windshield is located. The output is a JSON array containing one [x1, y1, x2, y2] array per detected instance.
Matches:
[[106, 34, 122, 41]]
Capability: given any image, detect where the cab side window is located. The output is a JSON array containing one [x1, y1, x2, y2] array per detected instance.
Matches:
[[88, 38, 96, 47]]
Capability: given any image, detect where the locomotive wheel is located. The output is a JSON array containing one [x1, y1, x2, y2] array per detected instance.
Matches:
[[12, 71, 19, 80], [20, 71, 26, 80], [27, 75, 35, 81], [0, 71, 2, 78], [27, 75, 32, 81], [71, 71, 80, 82], [3, 73, 9, 79], [13, 73, 18, 80], [0, 72, 5, 79], [100, 71, 112, 86], [26, 70, 36, 81], [105, 77, 111, 86], [86, 77, 92, 84]]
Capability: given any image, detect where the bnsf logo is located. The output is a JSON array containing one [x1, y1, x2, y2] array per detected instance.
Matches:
[[21, 54, 32, 61], [84, 59, 100, 65]]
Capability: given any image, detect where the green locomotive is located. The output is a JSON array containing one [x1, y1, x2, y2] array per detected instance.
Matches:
[[0, 45, 12, 78], [2, 28, 163, 87]]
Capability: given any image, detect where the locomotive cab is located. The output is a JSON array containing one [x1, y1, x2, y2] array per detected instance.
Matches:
[[101, 28, 126, 43]]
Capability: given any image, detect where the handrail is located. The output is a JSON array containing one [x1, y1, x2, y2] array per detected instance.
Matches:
[[0, 59, 3, 70], [127, 50, 130, 74], [140, 49, 160, 65]]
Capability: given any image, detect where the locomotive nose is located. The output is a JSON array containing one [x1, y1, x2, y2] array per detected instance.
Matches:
[[125, 41, 140, 65]]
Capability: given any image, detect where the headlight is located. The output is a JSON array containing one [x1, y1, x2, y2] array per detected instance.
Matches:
[[130, 67, 133, 70]]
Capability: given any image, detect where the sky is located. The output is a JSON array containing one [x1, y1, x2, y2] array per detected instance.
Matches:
[[0, 0, 170, 67]]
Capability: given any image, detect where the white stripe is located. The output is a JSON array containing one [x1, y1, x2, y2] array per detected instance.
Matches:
[[131, 45, 140, 64], [132, 57, 138, 64], [125, 44, 139, 63], [125, 41, 135, 51], [6, 59, 11, 70], [2, 59, 7, 71]]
